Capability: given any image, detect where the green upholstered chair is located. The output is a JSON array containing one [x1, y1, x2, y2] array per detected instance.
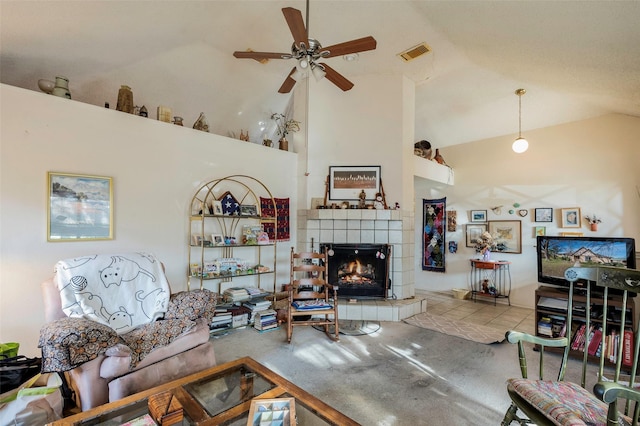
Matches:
[[502, 265, 640, 425]]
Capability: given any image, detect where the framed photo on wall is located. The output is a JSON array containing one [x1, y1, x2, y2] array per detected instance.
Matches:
[[466, 224, 487, 247], [470, 210, 487, 223], [561, 207, 581, 228], [488, 220, 522, 253], [534, 208, 553, 222], [47, 172, 113, 241], [328, 165, 381, 201]]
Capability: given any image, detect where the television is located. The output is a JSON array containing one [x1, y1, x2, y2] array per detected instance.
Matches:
[[536, 235, 637, 295]]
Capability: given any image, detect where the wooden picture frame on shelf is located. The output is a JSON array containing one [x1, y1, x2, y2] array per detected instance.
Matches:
[[240, 204, 258, 216], [212, 200, 223, 215], [210, 234, 224, 245]]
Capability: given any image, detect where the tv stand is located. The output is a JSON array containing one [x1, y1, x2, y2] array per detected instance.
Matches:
[[535, 286, 636, 365]]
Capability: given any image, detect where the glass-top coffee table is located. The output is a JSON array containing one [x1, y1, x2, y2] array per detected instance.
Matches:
[[48, 356, 359, 425]]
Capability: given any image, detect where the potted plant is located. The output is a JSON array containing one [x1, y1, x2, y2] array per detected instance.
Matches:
[[585, 214, 602, 231], [271, 113, 300, 151]]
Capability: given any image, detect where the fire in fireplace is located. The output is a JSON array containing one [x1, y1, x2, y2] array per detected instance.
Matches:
[[320, 243, 391, 299]]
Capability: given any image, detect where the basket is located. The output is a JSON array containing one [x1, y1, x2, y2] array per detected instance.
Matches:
[[0, 342, 19, 358], [452, 288, 471, 300]]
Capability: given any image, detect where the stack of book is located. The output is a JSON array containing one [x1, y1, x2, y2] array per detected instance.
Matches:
[[209, 308, 233, 332], [254, 309, 278, 332], [223, 287, 250, 303], [538, 317, 553, 337], [243, 298, 272, 312]]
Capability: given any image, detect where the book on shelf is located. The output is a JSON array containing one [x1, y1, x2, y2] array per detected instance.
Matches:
[[538, 317, 553, 337], [243, 299, 272, 311], [223, 287, 251, 302], [587, 328, 603, 356], [623, 328, 634, 366]]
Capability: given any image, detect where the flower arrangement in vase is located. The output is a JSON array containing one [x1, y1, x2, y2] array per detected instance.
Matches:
[[474, 231, 496, 261], [271, 113, 300, 151], [585, 214, 602, 231]]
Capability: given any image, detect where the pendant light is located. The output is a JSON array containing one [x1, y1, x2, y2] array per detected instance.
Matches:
[[512, 88, 528, 153]]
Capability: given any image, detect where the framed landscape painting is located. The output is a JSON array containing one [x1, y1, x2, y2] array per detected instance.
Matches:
[[470, 210, 487, 223], [47, 172, 113, 241], [466, 224, 487, 248], [488, 220, 522, 254], [329, 165, 380, 201]]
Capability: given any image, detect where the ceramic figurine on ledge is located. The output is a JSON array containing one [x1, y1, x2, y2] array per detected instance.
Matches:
[[193, 113, 209, 132], [414, 140, 432, 159], [358, 190, 367, 209], [374, 193, 384, 210]]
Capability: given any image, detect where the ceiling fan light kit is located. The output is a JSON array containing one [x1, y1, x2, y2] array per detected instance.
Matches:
[[512, 88, 529, 153], [233, 2, 376, 93]]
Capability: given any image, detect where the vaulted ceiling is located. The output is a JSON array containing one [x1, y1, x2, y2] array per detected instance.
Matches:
[[2, 1, 639, 147]]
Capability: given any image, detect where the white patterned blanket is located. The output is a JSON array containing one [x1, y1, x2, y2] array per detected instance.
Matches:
[[55, 252, 170, 334]]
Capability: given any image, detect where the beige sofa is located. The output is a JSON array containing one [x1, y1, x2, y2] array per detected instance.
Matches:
[[38, 254, 217, 411]]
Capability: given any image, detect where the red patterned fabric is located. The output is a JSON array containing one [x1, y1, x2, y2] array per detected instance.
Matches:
[[508, 378, 631, 425], [260, 197, 290, 241]]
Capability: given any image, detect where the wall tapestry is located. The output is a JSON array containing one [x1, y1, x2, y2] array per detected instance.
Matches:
[[260, 197, 290, 241], [423, 197, 446, 272]]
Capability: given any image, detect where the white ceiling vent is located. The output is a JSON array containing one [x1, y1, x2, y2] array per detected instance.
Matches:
[[398, 42, 431, 62]]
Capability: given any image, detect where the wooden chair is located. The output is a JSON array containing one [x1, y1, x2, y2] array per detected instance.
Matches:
[[286, 247, 339, 343], [502, 265, 640, 425]]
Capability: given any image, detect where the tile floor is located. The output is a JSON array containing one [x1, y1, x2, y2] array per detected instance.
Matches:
[[422, 290, 536, 334]]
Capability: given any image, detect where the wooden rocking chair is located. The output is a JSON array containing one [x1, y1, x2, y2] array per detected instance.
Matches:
[[286, 247, 339, 343], [502, 265, 640, 425]]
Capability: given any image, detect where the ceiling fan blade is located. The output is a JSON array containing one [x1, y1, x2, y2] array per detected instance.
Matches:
[[320, 36, 377, 58], [282, 7, 309, 48], [320, 63, 354, 91], [233, 51, 289, 60], [278, 68, 298, 94]]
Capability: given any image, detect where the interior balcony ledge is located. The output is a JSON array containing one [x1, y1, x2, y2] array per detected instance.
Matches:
[[414, 156, 454, 185]]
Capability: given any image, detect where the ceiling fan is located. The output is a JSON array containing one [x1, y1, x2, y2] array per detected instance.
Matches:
[[233, 1, 377, 93]]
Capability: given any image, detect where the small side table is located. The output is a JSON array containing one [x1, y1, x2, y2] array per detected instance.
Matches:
[[470, 259, 511, 305]]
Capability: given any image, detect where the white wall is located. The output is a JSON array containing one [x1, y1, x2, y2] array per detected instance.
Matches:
[[413, 113, 640, 307], [296, 74, 409, 208], [0, 84, 298, 356]]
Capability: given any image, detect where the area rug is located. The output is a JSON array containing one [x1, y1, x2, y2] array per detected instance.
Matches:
[[403, 312, 506, 344], [313, 320, 381, 336]]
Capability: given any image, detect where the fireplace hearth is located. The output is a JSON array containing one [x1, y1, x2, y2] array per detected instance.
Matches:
[[320, 243, 391, 299]]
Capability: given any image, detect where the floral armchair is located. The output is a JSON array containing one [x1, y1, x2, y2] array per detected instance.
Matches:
[[38, 253, 217, 411]]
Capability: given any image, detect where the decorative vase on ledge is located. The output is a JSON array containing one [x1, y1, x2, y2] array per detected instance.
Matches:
[[279, 137, 288, 151], [482, 249, 491, 262], [51, 76, 71, 99], [590, 223, 598, 232]]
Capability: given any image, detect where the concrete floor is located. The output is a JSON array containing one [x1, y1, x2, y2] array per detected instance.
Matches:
[[212, 291, 593, 425]]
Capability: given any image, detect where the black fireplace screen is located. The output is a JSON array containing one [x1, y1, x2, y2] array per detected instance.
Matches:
[[320, 243, 391, 299]]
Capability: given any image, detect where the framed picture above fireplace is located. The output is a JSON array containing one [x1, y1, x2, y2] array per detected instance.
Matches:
[[328, 165, 381, 201]]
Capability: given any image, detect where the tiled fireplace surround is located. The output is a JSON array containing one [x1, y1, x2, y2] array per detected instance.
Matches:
[[297, 208, 427, 321]]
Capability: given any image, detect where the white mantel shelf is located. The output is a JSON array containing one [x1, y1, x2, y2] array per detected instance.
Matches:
[[306, 208, 403, 221], [414, 156, 455, 185]]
